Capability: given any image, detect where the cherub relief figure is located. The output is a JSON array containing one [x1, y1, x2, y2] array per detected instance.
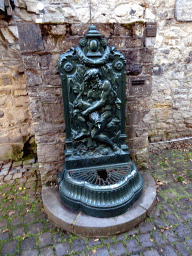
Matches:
[[72, 68, 121, 153]]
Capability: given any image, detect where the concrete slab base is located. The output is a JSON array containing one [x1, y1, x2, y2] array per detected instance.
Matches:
[[42, 172, 156, 238]]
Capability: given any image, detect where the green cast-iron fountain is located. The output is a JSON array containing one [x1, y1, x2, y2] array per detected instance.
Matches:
[[58, 24, 143, 218]]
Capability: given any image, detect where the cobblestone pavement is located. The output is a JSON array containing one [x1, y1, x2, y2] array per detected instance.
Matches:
[[0, 141, 192, 255]]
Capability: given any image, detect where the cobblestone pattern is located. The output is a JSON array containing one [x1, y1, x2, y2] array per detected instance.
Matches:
[[0, 140, 192, 255], [17, 22, 154, 185]]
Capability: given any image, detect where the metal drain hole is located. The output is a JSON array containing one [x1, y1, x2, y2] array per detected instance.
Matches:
[[97, 170, 108, 181]]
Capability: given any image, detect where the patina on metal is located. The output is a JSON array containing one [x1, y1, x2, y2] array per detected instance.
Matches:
[[58, 24, 143, 218]]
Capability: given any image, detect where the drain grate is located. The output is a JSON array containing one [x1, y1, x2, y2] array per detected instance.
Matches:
[[69, 164, 131, 186]]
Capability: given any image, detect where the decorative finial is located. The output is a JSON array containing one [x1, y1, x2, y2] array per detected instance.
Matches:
[[86, 24, 101, 38]]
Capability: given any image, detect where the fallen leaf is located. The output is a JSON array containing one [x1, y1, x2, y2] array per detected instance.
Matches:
[[2, 229, 9, 233], [92, 249, 97, 254], [94, 239, 99, 241], [8, 211, 15, 217]]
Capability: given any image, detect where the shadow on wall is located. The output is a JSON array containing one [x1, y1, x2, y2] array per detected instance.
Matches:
[[4, 135, 37, 162]]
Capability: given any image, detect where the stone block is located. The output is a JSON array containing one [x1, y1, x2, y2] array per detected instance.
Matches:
[[29, 98, 43, 122], [175, 243, 190, 256], [14, 96, 29, 107], [0, 89, 11, 95], [138, 233, 155, 248], [13, 172, 22, 179], [139, 48, 154, 63], [145, 38, 156, 47], [43, 74, 61, 87], [129, 78, 152, 97], [153, 231, 165, 246], [72, 239, 86, 252], [1, 75, 12, 86], [51, 25, 66, 35], [29, 223, 43, 234], [175, 224, 191, 238], [39, 88, 62, 104], [20, 237, 36, 251], [0, 28, 16, 44], [35, 133, 65, 144], [55, 242, 71, 256], [126, 96, 151, 112], [175, 0, 192, 21], [126, 110, 149, 126], [57, 37, 82, 52], [40, 54, 59, 69], [37, 143, 64, 163], [23, 213, 36, 224], [139, 221, 154, 233], [42, 103, 64, 123], [17, 22, 44, 53], [125, 37, 143, 48], [24, 70, 42, 87], [0, 144, 12, 160], [107, 37, 125, 50], [94, 23, 114, 38], [134, 23, 145, 37], [22, 55, 40, 69], [13, 227, 25, 237], [121, 49, 140, 63], [71, 23, 90, 36], [34, 122, 65, 137], [162, 246, 177, 256], [14, 89, 28, 97], [1, 241, 18, 255], [39, 232, 54, 248], [114, 24, 131, 36], [128, 137, 148, 150], [109, 242, 126, 255], [126, 126, 148, 139], [0, 231, 9, 240], [126, 239, 141, 253], [40, 247, 54, 256], [42, 37, 58, 52]]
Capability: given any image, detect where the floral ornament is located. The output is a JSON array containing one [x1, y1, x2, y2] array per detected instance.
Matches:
[[79, 38, 87, 47], [115, 61, 123, 71], [100, 38, 107, 47], [64, 62, 73, 72]]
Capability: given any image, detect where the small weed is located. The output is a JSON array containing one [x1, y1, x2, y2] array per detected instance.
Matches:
[[177, 176, 183, 182], [173, 170, 177, 174]]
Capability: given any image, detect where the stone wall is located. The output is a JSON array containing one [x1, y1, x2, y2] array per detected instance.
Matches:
[[17, 22, 154, 184], [145, 1, 192, 142], [0, 20, 34, 160], [1, 0, 192, 173], [12, 0, 192, 142]]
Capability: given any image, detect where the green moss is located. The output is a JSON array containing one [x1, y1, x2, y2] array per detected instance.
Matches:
[[11, 145, 23, 161], [122, 20, 145, 29]]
